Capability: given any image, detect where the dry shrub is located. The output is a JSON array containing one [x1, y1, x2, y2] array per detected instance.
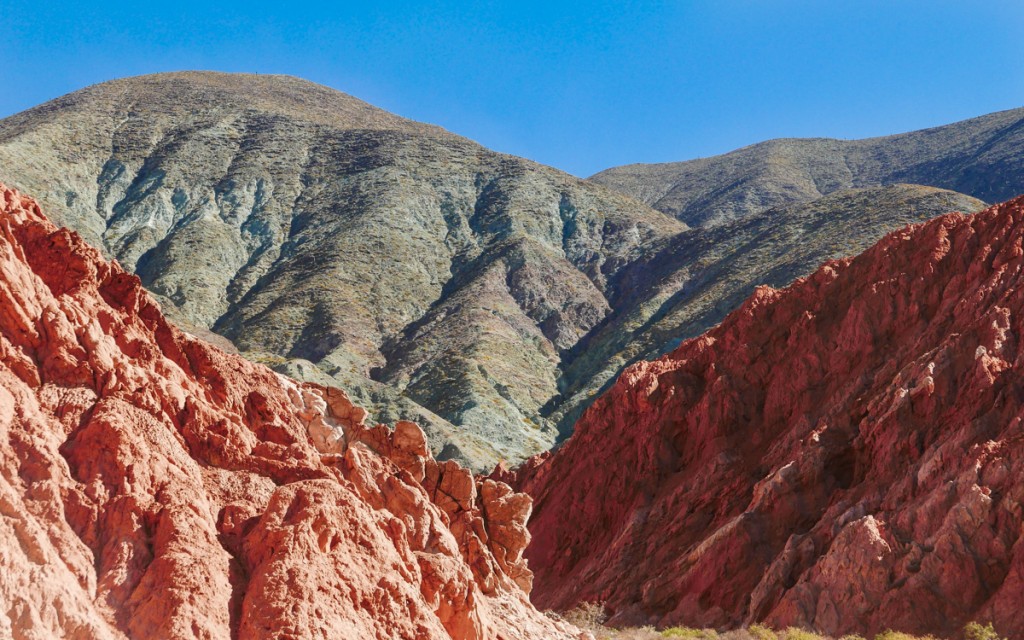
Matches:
[[720, 631, 762, 640], [963, 622, 1004, 640], [748, 625, 778, 640], [559, 602, 609, 631], [873, 632, 936, 640], [781, 629, 827, 640], [661, 628, 719, 639], [595, 628, 663, 640]]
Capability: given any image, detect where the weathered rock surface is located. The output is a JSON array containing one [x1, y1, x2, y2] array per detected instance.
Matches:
[[515, 195, 1024, 638], [591, 107, 1024, 227], [0, 71, 685, 469], [0, 183, 579, 639]]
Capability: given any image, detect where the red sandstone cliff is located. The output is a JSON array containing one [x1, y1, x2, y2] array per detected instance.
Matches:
[[514, 196, 1024, 637], [0, 183, 580, 639]]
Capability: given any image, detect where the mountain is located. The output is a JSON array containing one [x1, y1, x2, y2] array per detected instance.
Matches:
[[510, 196, 1024, 638], [0, 183, 580, 639], [0, 72, 997, 470], [547, 184, 985, 432], [0, 71, 686, 469], [591, 107, 1024, 227]]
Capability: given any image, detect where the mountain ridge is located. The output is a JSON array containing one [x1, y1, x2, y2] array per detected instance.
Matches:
[[590, 105, 1024, 227], [0, 71, 453, 138], [544, 183, 986, 434], [0, 71, 1010, 471], [0, 71, 686, 469]]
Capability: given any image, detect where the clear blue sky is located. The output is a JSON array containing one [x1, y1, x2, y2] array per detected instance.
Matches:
[[3, 1, 1023, 177]]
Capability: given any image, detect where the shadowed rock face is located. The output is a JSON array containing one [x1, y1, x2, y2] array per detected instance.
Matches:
[[513, 196, 1024, 638], [591, 107, 1024, 227], [0, 71, 685, 469], [0, 184, 581, 640]]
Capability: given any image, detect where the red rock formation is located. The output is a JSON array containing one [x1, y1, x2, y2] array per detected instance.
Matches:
[[0, 183, 581, 639], [516, 196, 1024, 638]]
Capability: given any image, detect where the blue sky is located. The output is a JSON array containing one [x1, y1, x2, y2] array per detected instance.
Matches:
[[2, 1, 1023, 177]]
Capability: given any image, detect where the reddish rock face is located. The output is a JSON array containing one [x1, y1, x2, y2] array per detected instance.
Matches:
[[516, 196, 1024, 638], [0, 183, 581, 639]]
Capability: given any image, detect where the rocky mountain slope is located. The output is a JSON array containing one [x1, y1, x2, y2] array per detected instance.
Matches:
[[0, 183, 583, 639], [0, 71, 686, 469], [0, 72, 998, 470], [591, 106, 1024, 227], [511, 195, 1024, 637], [548, 184, 985, 432]]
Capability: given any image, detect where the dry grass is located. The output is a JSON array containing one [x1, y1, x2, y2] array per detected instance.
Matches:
[[555, 604, 1007, 640]]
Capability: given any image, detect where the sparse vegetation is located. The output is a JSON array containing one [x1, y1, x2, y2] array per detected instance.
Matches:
[[963, 622, 1004, 640], [560, 601, 608, 630], [661, 628, 718, 639], [556, 606, 1001, 640], [749, 625, 778, 640], [873, 632, 935, 640], [781, 629, 826, 640]]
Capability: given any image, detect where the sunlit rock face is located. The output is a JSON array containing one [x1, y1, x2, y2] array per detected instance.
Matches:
[[0, 183, 581, 640]]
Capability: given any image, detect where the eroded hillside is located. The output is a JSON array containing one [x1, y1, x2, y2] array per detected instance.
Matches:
[[515, 196, 1024, 638]]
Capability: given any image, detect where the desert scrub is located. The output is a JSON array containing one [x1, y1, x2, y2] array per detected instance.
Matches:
[[749, 625, 778, 640], [661, 628, 718, 639], [873, 632, 936, 640], [780, 630, 827, 640], [559, 601, 608, 630], [562, 625, 997, 640], [963, 622, 1005, 640], [597, 629, 663, 640]]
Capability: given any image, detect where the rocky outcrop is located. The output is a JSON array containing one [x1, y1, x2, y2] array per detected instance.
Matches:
[[0, 183, 579, 639], [591, 107, 1024, 227], [516, 195, 1024, 638]]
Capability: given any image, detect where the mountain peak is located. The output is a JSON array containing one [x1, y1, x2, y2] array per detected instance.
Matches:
[[4, 70, 452, 137], [0, 73, 683, 470]]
